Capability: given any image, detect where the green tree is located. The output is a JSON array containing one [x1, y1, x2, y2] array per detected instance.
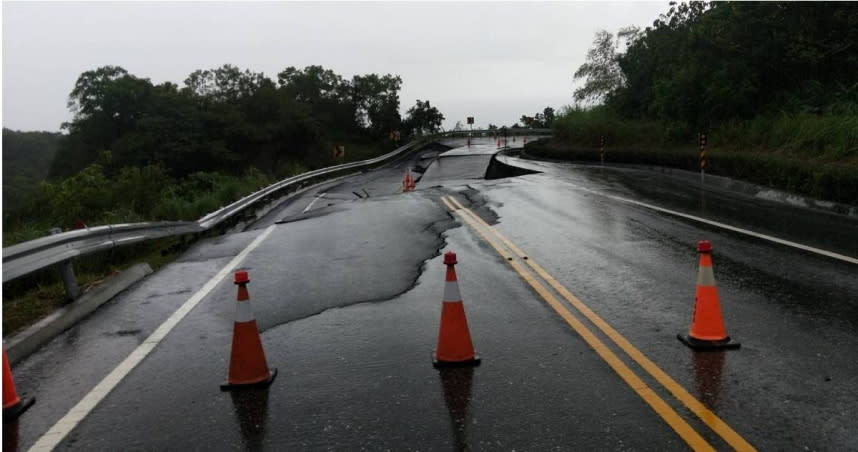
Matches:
[[404, 99, 444, 135], [53, 66, 155, 178], [543, 107, 556, 127], [573, 30, 626, 105], [277, 65, 357, 134], [608, 1, 857, 128], [520, 106, 557, 128], [2, 129, 64, 211], [351, 74, 403, 138]]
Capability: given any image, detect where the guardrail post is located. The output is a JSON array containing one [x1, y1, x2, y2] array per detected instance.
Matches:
[[50, 227, 81, 301]]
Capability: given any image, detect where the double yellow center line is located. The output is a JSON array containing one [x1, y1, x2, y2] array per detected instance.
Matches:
[[439, 195, 755, 452]]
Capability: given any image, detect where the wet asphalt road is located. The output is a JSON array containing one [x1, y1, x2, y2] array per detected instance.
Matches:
[[5, 137, 858, 451]]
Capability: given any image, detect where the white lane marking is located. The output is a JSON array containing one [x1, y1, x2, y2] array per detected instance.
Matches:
[[569, 183, 858, 265], [28, 224, 278, 452], [302, 192, 326, 213]]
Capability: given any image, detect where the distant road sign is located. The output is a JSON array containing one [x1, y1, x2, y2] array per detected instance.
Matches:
[[332, 145, 345, 158], [467, 117, 474, 125]]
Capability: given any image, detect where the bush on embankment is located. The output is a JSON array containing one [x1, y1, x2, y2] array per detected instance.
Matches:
[[2, 160, 277, 246], [529, 109, 858, 205]]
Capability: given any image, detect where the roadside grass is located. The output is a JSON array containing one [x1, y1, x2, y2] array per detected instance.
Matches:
[[543, 109, 858, 205], [2, 237, 184, 337], [525, 140, 858, 206], [716, 114, 858, 164], [3, 140, 398, 248]]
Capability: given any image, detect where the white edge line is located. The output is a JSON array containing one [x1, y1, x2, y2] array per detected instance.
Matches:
[[27, 224, 278, 452], [571, 183, 857, 265], [302, 192, 326, 213]]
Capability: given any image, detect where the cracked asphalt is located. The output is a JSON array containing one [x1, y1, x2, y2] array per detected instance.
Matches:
[[6, 137, 858, 451]]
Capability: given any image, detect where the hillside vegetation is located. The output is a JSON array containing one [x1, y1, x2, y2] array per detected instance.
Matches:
[[539, 2, 858, 204], [3, 65, 445, 245], [2, 129, 63, 211]]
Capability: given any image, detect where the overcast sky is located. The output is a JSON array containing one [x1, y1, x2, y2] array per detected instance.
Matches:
[[2, 1, 668, 132]]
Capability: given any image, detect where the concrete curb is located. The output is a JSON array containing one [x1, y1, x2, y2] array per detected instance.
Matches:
[[5, 263, 153, 365]]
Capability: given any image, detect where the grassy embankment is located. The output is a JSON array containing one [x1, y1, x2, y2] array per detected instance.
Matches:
[[528, 109, 858, 205]]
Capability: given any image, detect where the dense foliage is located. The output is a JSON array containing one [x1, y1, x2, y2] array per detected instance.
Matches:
[[51, 64, 440, 180], [4, 65, 445, 244], [550, 2, 858, 204], [520, 107, 556, 129], [575, 2, 858, 132], [2, 129, 63, 211]]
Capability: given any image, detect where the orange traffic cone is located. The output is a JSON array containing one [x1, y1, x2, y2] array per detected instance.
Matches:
[[403, 171, 414, 192], [3, 349, 34, 423], [221, 271, 277, 390], [678, 241, 740, 350], [433, 252, 480, 367]]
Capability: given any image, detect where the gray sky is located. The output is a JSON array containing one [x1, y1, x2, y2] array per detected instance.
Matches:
[[2, 1, 667, 132]]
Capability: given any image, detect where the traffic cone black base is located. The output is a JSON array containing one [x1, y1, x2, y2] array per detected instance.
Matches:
[[221, 368, 278, 391], [3, 397, 34, 424], [432, 353, 481, 369], [677, 334, 740, 351]]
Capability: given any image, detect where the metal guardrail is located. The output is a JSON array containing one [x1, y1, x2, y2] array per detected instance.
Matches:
[[2, 222, 201, 283], [2, 138, 428, 285], [439, 128, 551, 137], [1, 129, 552, 286]]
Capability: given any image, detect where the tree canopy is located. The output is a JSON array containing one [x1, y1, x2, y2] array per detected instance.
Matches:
[[404, 99, 445, 135], [521, 107, 556, 129], [2, 129, 63, 211], [574, 2, 858, 131], [50, 64, 430, 181]]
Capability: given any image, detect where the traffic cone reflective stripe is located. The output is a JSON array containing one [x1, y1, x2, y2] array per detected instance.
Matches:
[[235, 297, 255, 322], [3, 349, 34, 423], [434, 252, 480, 367], [444, 271, 461, 302], [222, 271, 278, 390], [678, 241, 740, 350]]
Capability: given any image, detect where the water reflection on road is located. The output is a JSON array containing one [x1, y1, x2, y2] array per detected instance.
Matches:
[[230, 388, 270, 450], [693, 351, 725, 409], [438, 366, 475, 451]]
